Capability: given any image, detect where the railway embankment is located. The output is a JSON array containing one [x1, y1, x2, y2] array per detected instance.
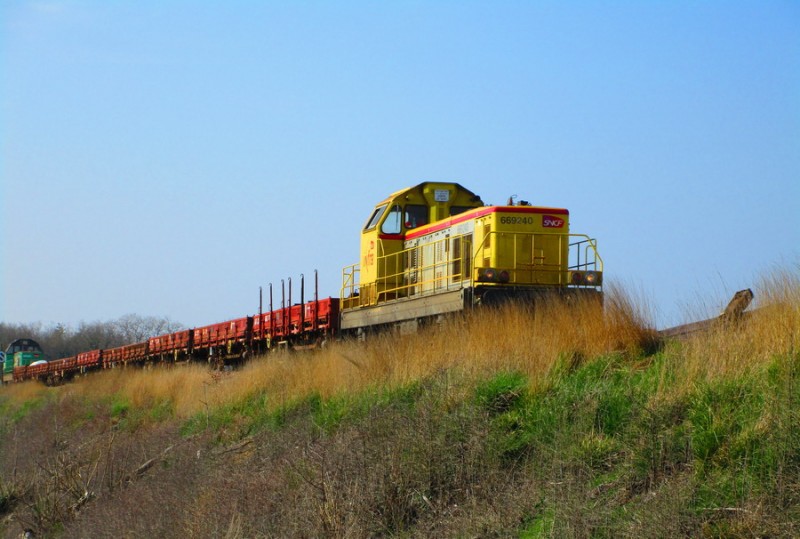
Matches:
[[1, 268, 798, 537]]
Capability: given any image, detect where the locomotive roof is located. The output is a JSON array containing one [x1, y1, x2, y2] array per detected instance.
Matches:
[[383, 181, 482, 203], [5, 338, 43, 354]]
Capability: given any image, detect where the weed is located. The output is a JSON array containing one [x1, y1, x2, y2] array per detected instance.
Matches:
[[1, 266, 798, 537], [474, 371, 529, 415]]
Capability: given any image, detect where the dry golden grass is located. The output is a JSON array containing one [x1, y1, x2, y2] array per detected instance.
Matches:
[[1, 286, 658, 419], [0, 376, 50, 407], [176, 285, 659, 417], [677, 266, 800, 382], [186, 269, 795, 418], [6, 267, 796, 422], [58, 363, 217, 417], [5, 270, 800, 539]]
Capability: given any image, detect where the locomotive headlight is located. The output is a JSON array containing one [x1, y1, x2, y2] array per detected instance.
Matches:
[[478, 267, 511, 283], [584, 271, 602, 285], [478, 268, 499, 282], [569, 270, 602, 286]]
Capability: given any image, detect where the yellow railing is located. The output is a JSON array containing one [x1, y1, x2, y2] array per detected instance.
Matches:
[[567, 235, 603, 273], [471, 231, 603, 286], [342, 233, 473, 309], [341, 263, 360, 309], [342, 231, 603, 310]]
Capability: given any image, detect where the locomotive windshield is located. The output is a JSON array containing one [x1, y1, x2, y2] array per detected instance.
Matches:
[[368, 203, 429, 233], [5, 338, 43, 355], [381, 205, 402, 234], [364, 204, 388, 231]]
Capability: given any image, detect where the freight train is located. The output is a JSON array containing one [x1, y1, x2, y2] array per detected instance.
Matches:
[[5, 182, 603, 384]]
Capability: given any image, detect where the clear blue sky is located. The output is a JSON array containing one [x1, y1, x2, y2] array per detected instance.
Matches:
[[2, 1, 798, 330]]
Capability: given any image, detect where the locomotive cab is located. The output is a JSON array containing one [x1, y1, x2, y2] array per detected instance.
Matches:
[[352, 182, 484, 306], [3, 338, 45, 382]]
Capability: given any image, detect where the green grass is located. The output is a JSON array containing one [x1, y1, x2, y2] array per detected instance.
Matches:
[[310, 381, 422, 433], [8, 345, 798, 537], [460, 350, 799, 535], [2, 276, 797, 537], [0, 391, 48, 431], [3, 353, 798, 537], [180, 380, 425, 441]]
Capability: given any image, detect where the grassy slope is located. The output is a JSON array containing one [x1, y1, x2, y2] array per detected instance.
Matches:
[[0, 270, 798, 538]]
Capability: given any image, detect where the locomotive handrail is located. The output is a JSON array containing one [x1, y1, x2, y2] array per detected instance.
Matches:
[[342, 232, 474, 308], [343, 229, 604, 311], [568, 235, 603, 273], [374, 234, 471, 304], [470, 231, 603, 288], [341, 263, 361, 309]]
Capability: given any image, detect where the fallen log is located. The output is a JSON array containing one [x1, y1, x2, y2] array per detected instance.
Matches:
[[659, 289, 753, 339]]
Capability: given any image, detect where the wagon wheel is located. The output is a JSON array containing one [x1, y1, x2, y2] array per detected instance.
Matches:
[[211, 347, 225, 371]]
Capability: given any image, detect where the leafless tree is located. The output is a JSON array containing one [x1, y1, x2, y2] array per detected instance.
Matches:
[[0, 315, 183, 360]]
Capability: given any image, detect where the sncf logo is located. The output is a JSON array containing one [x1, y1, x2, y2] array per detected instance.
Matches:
[[542, 215, 565, 228]]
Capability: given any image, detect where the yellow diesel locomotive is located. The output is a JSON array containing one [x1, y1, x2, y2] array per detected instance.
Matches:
[[341, 182, 603, 332]]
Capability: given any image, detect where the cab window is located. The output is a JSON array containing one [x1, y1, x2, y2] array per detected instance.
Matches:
[[364, 204, 388, 231], [381, 205, 402, 234], [404, 205, 428, 229]]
